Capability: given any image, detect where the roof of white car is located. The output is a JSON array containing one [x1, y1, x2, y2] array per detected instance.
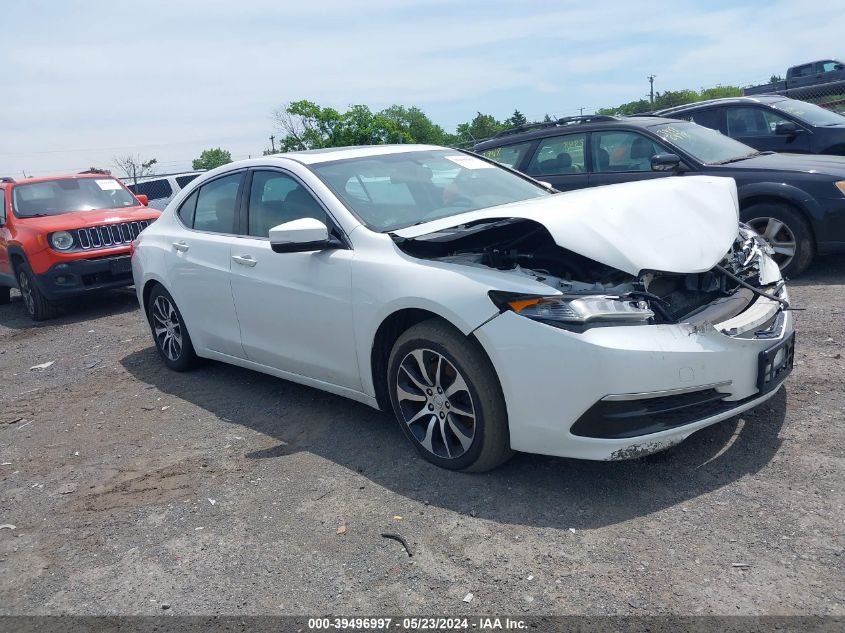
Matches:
[[269, 144, 446, 165]]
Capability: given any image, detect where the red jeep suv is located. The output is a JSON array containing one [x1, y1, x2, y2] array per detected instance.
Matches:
[[0, 174, 160, 320]]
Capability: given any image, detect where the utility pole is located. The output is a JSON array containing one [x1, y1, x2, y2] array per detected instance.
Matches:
[[578, 107, 585, 116], [648, 75, 656, 105], [269, 135, 276, 153]]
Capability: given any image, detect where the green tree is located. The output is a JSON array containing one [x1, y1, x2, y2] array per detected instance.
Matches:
[[455, 112, 505, 145], [597, 85, 742, 116], [505, 109, 528, 128], [378, 105, 449, 144], [192, 148, 232, 170], [770, 74, 784, 84]]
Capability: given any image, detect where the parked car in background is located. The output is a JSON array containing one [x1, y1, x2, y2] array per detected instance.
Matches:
[[474, 115, 845, 276], [0, 174, 160, 320], [743, 59, 845, 96], [655, 96, 845, 155], [133, 146, 794, 471], [124, 171, 203, 210]]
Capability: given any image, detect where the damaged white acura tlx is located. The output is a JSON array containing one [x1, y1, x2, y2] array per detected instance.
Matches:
[[132, 145, 795, 471]]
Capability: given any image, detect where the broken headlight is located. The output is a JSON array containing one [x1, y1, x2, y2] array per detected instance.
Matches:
[[490, 292, 654, 326]]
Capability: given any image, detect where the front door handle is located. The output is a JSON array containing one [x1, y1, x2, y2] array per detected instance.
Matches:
[[172, 241, 189, 252], [232, 254, 258, 267]]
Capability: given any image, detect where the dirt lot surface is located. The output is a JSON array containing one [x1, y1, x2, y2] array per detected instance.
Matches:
[[1, 259, 843, 617]]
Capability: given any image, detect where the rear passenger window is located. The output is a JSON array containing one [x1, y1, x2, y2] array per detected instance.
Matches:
[[130, 179, 173, 200], [178, 190, 198, 227], [192, 174, 242, 233], [526, 134, 586, 176]]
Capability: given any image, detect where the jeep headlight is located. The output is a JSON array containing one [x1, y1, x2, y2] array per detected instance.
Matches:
[[50, 231, 74, 251], [490, 292, 654, 326]]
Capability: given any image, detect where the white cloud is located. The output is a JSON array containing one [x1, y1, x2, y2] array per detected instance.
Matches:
[[1, 0, 842, 174]]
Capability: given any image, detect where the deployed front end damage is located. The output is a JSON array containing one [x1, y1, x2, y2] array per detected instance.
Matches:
[[391, 179, 794, 460]]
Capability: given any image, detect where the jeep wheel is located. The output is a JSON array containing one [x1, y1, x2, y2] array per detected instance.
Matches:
[[17, 264, 59, 321]]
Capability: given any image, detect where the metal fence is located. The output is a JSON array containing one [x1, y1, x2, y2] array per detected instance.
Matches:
[[742, 79, 845, 113]]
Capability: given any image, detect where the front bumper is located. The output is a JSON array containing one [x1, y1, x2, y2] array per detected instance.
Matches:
[[474, 298, 794, 461], [33, 255, 134, 300]]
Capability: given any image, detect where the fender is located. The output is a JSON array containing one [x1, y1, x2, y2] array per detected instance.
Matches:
[[736, 181, 823, 223]]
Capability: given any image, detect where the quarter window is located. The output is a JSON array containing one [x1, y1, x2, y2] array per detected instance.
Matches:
[[247, 171, 325, 238], [591, 131, 669, 172], [525, 134, 586, 176], [726, 107, 791, 136], [178, 190, 198, 227], [192, 173, 242, 233], [480, 142, 533, 169]]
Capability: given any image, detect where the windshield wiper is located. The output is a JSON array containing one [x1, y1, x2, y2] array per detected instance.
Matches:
[[711, 151, 763, 165]]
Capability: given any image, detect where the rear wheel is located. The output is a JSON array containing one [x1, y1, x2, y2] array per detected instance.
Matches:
[[742, 203, 814, 277], [16, 263, 59, 321], [387, 319, 512, 472], [147, 285, 199, 371]]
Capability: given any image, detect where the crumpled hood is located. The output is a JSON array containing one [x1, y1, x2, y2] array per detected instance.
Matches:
[[393, 176, 739, 276]]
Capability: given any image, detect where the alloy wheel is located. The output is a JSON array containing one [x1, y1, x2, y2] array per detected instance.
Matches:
[[395, 348, 476, 460], [152, 296, 183, 362], [747, 216, 797, 269], [18, 272, 35, 315]]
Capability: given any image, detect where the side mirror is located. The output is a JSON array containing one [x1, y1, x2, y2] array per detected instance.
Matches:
[[651, 153, 682, 172], [269, 217, 338, 253], [136, 194, 149, 206], [775, 121, 802, 136]]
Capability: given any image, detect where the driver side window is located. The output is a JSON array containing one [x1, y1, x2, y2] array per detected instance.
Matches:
[[247, 171, 326, 238]]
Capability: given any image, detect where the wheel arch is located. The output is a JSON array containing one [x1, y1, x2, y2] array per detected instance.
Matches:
[[736, 185, 818, 245], [369, 308, 498, 412]]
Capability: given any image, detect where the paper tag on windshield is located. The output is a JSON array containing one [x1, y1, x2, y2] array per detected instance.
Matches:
[[95, 179, 122, 190], [445, 155, 494, 169]]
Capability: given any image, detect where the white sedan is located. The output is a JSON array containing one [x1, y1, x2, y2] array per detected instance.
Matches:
[[132, 145, 794, 471]]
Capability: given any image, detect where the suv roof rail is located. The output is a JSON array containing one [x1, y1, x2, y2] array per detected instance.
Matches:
[[0, 176, 15, 183], [492, 114, 620, 139]]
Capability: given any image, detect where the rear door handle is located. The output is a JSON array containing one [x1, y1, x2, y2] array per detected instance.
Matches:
[[172, 241, 189, 252], [232, 254, 257, 267]]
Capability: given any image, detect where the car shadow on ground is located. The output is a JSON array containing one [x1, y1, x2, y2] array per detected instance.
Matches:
[[0, 288, 139, 330], [121, 347, 788, 530]]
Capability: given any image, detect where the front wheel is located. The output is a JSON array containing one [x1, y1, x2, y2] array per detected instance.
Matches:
[[147, 285, 199, 371], [387, 319, 512, 472], [17, 263, 59, 321], [742, 203, 814, 277]]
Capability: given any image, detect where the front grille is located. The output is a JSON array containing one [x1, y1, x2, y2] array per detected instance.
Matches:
[[73, 220, 152, 250]]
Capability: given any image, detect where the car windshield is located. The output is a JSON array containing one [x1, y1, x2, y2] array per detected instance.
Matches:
[[12, 178, 138, 218], [310, 149, 549, 231], [651, 121, 759, 165], [771, 99, 845, 126]]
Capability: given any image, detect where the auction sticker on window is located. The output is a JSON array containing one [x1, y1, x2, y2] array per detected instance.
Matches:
[[445, 155, 494, 169], [95, 179, 123, 190]]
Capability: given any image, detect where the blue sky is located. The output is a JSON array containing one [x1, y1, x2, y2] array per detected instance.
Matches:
[[2, 0, 842, 176]]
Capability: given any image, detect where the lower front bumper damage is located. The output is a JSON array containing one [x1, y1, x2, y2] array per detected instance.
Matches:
[[35, 255, 134, 300]]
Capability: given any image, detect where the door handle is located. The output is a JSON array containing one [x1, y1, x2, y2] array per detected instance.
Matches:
[[172, 241, 189, 252], [232, 254, 258, 267]]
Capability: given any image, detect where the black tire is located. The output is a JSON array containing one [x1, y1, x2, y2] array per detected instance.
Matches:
[[0, 286, 9, 305], [16, 263, 59, 321], [387, 319, 513, 472], [147, 284, 199, 371], [741, 203, 814, 278]]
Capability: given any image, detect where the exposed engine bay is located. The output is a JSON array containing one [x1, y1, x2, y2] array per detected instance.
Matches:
[[393, 218, 785, 329]]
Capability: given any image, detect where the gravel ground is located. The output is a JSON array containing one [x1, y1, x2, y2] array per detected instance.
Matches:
[[0, 258, 843, 616]]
